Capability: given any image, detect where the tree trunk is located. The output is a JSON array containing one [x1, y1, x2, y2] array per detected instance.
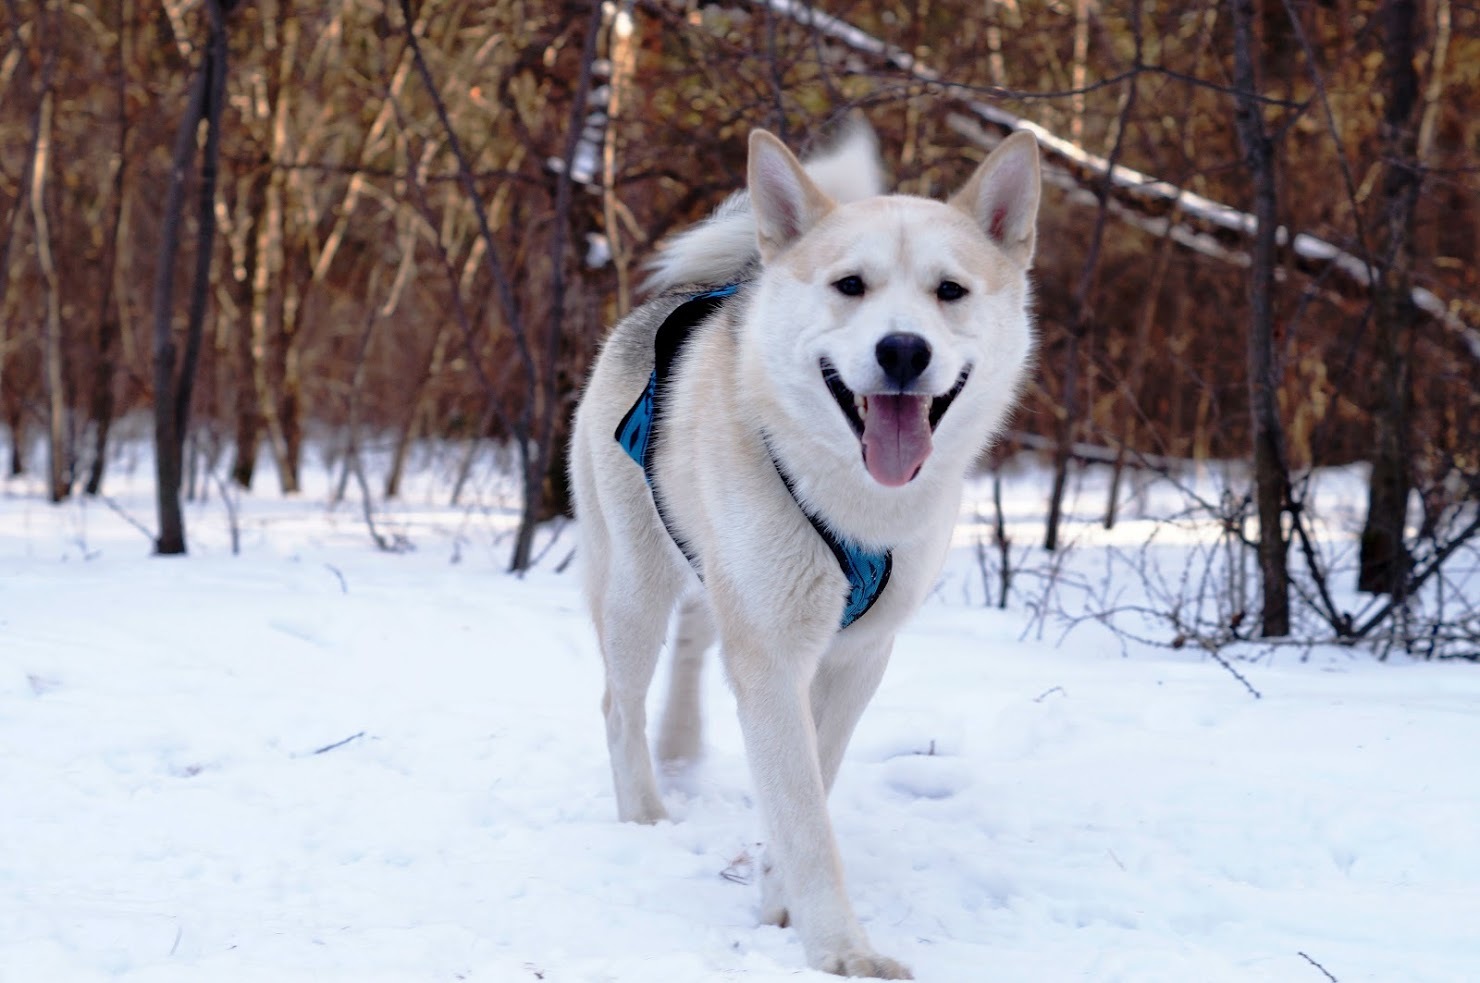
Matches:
[[510, 0, 606, 572], [246, 0, 300, 494], [385, 324, 450, 500], [1229, 0, 1291, 637], [1358, 0, 1422, 597], [1105, 203, 1179, 529], [0, 80, 40, 486], [601, 1, 638, 318], [538, 385, 577, 522], [230, 167, 267, 488], [1043, 334, 1080, 552], [335, 297, 381, 508], [84, 311, 121, 497], [279, 288, 303, 493], [7, 408, 23, 477], [30, 12, 68, 503], [175, 5, 228, 461], [152, 60, 210, 555], [153, 0, 232, 555], [84, 0, 131, 497], [1070, 0, 1089, 145], [1046, 6, 1139, 550]]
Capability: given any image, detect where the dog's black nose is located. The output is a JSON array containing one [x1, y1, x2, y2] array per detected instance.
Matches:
[[875, 333, 932, 389]]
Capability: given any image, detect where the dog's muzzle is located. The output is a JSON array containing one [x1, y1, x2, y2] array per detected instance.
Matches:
[[820, 359, 971, 487]]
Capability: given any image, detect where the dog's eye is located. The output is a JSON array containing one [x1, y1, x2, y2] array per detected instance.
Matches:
[[833, 275, 866, 297], [936, 280, 967, 302]]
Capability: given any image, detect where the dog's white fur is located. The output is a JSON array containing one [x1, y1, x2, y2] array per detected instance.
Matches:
[[570, 122, 1040, 978]]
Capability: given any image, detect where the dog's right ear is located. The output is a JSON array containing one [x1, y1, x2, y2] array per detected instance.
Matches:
[[749, 129, 835, 262]]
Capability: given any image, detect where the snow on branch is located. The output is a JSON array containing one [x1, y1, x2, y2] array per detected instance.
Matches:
[[740, 0, 1480, 361]]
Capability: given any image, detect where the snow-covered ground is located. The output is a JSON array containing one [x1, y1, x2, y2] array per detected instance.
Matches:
[[4, 443, 1478, 982]]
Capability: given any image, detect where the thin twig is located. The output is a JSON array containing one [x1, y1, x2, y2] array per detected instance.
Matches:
[[207, 468, 241, 556], [1200, 642, 1263, 700], [311, 731, 365, 755], [101, 495, 156, 543], [528, 517, 571, 569], [1297, 950, 1339, 982], [1288, 504, 1350, 635], [351, 451, 410, 554]]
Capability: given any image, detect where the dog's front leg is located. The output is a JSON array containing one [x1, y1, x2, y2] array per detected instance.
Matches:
[[726, 642, 911, 979], [759, 636, 897, 934]]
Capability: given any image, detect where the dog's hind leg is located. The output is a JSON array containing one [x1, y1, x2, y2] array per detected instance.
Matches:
[[656, 591, 714, 770], [598, 557, 682, 825]]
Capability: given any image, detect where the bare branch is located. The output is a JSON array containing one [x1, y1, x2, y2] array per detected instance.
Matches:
[[743, 0, 1480, 361], [395, 0, 534, 440]]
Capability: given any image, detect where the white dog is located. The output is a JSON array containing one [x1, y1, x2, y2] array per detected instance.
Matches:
[[569, 120, 1040, 978]]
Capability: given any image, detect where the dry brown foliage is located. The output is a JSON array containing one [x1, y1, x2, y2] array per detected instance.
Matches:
[[0, 0, 1476, 573]]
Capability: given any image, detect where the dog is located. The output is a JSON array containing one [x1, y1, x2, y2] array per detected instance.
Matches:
[[569, 119, 1040, 978]]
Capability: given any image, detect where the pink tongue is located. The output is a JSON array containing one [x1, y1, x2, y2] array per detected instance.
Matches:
[[861, 394, 933, 487]]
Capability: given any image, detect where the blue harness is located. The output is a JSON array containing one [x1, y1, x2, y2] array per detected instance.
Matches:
[[614, 286, 892, 629]]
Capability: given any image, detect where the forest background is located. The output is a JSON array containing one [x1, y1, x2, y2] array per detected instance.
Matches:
[[1, 0, 1476, 653]]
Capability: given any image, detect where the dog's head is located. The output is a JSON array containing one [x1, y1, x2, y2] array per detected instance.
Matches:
[[742, 128, 1040, 489]]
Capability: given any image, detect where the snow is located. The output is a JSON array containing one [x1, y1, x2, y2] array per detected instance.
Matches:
[[3, 443, 1478, 982]]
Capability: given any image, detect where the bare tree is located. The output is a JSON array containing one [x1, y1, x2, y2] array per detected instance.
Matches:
[[397, 0, 604, 572], [243, 0, 301, 494], [1044, 2, 1140, 551], [517, 1, 606, 571], [228, 164, 267, 489], [152, 0, 236, 554], [31, 0, 67, 502], [1229, 0, 1291, 636], [1358, 0, 1423, 597], [84, 0, 132, 497]]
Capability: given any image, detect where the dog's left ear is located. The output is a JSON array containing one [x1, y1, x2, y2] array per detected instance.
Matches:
[[948, 131, 1042, 267], [749, 129, 835, 262]]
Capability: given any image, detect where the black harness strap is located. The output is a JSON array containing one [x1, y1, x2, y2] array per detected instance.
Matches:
[[614, 285, 892, 630], [762, 435, 892, 629], [614, 286, 737, 568]]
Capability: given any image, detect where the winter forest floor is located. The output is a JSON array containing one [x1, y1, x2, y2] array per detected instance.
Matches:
[[3, 435, 1478, 982]]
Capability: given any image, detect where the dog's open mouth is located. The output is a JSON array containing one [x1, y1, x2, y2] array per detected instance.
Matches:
[[821, 359, 970, 487]]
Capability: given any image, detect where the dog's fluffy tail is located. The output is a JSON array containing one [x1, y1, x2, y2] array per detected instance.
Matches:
[[644, 119, 886, 295]]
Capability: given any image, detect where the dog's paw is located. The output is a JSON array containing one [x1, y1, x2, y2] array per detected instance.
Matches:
[[818, 949, 913, 979], [758, 851, 788, 926], [617, 803, 669, 825], [655, 723, 702, 769]]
